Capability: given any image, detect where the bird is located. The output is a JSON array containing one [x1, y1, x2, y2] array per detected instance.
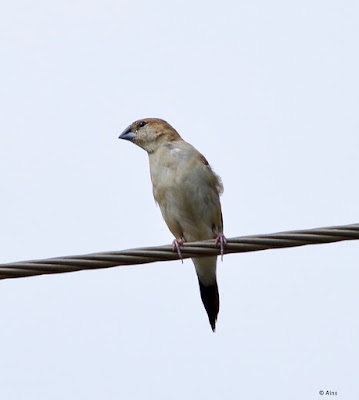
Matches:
[[119, 118, 226, 331]]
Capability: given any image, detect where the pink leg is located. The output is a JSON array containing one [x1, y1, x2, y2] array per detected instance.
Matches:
[[215, 233, 227, 261], [172, 238, 185, 263]]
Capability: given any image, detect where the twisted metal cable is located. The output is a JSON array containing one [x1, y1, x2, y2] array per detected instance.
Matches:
[[0, 223, 358, 280]]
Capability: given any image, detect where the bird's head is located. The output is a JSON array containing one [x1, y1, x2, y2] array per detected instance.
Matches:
[[119, 118, 181, 153]]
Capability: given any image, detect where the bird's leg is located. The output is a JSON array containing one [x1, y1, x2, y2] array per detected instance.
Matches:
[[215, 233, 227, 261], [172, 238, 184, 263]]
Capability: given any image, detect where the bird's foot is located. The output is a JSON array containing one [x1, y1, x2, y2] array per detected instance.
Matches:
[[215, 233, 227, 261], [172, 239, 185, 263]]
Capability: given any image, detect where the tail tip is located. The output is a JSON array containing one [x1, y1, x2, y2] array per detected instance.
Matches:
[[198, 279, 220, 332], [210, 319, 216, 332]]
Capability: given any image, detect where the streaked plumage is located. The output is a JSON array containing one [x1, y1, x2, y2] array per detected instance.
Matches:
[[119, 118, 225, 331]]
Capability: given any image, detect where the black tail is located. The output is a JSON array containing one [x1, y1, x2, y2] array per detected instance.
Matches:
[[198, 279, 220, 332]]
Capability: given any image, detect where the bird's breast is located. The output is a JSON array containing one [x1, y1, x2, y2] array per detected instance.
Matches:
[[148, 148, 221, 241]]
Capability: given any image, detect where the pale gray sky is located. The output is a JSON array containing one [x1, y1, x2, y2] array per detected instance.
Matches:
[[1, 1, 358, 399]]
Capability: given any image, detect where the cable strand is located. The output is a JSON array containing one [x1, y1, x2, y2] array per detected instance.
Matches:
[[1, 223, 358, 280]]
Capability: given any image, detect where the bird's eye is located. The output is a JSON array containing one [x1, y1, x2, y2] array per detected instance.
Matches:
[[137, 121, 147, 129]]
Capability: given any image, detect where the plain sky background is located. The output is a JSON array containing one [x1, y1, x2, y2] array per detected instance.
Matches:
[[1, 0, 358, 399]]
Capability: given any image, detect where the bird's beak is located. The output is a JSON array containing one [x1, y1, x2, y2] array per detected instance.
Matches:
[[119, 125, 137, 140]]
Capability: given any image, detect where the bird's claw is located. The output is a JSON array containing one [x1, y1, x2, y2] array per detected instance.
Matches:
[[215, 233, 227, 261], [172, 239, 184, 263]]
